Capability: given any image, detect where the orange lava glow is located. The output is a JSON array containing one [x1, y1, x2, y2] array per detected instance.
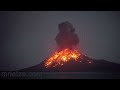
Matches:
[[45, 48, 81, 68]]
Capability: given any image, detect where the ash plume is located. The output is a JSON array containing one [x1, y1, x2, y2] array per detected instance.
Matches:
[[55, 21, 79, 51]]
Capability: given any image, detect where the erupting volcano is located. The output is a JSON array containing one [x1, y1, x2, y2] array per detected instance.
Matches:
[[44, 21, 92, 68], [20, 21, 120, 72], [45, 48, 81, 68], [43, 48, 93, 69]]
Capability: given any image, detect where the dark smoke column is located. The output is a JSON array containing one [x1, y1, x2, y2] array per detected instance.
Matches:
[[55, 21, 79, 51]]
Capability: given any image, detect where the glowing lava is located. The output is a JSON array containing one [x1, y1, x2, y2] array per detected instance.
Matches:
[[45, 48, 81, 68]]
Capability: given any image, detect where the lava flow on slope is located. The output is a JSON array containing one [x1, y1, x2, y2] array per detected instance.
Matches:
[[44, 48, 92, 68], [45, 48, 80, 68]]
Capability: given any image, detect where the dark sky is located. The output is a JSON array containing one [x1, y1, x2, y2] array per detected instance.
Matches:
[[0, 11, 120, 71]]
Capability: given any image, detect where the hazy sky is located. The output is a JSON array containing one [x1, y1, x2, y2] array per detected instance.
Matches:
[[0, 11, 120, 71]]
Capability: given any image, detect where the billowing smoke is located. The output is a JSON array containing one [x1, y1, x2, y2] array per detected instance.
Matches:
[[55, 21, 79, 51]]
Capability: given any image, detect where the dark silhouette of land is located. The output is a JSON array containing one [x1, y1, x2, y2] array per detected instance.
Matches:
[[20, 54, 120, 73]]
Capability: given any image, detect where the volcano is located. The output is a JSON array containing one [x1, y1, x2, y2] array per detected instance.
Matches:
[[20, 21, 120, 73], [20, 48, 120, 72]]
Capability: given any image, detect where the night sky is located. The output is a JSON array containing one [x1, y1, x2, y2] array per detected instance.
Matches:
[[0, 11, 120, 71]]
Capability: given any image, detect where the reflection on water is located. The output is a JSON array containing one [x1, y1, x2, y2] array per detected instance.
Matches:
[[1, 72, 120, 79], [39, 72, 120, 79]]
